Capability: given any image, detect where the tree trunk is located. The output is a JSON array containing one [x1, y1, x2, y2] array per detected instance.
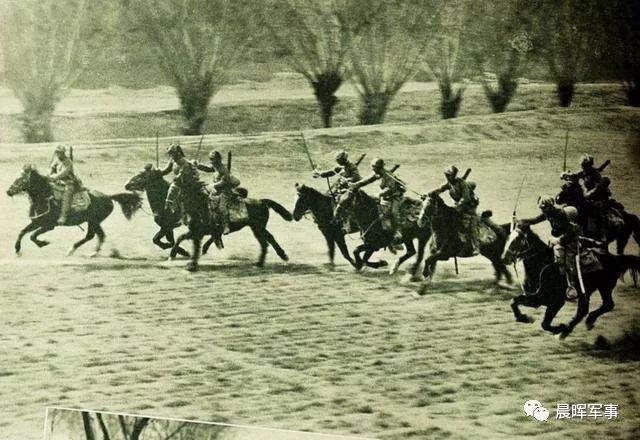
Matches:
[[177, 78, 215, 135], [624, 80, 640, 107], [20, 94, 56, 143], [81, 412, 96, 440], [438, 75, 464, 119], [311, 71, 342, 128], [482, 71, 519, 113], [358, 92, 392, 125], [556, 78, 575, 107]]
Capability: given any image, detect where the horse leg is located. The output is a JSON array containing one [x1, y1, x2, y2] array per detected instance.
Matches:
[[541, 300, 568, 335], [170, 231, 192, 260], [511, 294, 540, 324], [153, 228, 172, 250], [353, 244, 367, 271], [334, 233, 356, 267], [422, 251, 441, 279], [15, 221, 39, 255], [202, 236, 215, 255], [91, 225, 106, 257], [251, 228, 269, 268], [29, 225, 54, 248], [616, 230, 631, 255], [390, 239, 415, 275], [67, 224, 96, 256], [186, 233, 201, 272], [166, 229, 189, 257], [265, 230, 289, 262], [586, 286, 615, 330], [409, 236, 427, 282], [324, 233, 336, 266], [560, 290, 592, 339]]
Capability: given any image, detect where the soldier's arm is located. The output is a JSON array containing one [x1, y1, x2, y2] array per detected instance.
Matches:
[[351, 173, 378, 189], [160, 161, 173, 176], [50, 161, 71, 180], [430, 183, 449, 196], [520, 213, 546, 226], [318, 167, 339, 178], [196, 163, 215, 172], [597, 160, 611, 172]]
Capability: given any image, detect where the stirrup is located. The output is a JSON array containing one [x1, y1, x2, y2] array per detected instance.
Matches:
[[565, 286, 579, 300]]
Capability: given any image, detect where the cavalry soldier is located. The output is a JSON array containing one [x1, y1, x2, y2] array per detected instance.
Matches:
[[571, 154, 611, 191], [584, 176, 626, 240], [558, 171, 583, 206], [521, 195, 582, 298], [161, 143, 200, 213], [195, 150, 242, 234], [312, 150, 361, 196], [48, 145, 81, 225], [429, 165, 479, 255], [349, 158, 405, 242]]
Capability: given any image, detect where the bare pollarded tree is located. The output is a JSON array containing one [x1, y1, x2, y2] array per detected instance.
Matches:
[[1, 0, 86, 143], [424, 0, 467, 120], [464, 0, 532, 113], [125, 0, 258, 135], [264, 0, 379, 128], [349, 0, 440, 125]]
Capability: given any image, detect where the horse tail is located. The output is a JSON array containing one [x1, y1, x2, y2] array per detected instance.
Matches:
[[264, 199, 293, 221], [109, 192, 143, 220], [617, 254, 640, 288], [626, 213, 640, 253]]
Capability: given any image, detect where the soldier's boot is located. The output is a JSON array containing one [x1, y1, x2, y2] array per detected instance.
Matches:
[[563, 259, 580, 300], [58, 187, 73, 225], [165, 184, 179, 213]]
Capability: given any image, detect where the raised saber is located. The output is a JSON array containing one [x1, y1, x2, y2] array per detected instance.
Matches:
[[195, 134, 204, 161], [511, 175, 526, 232], [563, 130, 569, 172], [301, 132, 333, 196], [227, 151, 232, 172], [155, 131, 159, 168]]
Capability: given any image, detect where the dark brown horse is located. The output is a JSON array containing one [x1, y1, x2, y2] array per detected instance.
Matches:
[[7, 165, 142, 256], [417, 193, 512, 286], [502, 222, 640, 338], [167, 171, 291, 271]]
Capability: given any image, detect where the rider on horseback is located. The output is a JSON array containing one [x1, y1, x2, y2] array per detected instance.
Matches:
[[521, 195, 582, 298], [195, 150, 242, 234], [570, 154, 611, 191], [312, 150, 362, 196], [161, 143, 201, 214], [48, 145, 81, 225], [429, 165, 479, 255], [349, 158, 405, 243]]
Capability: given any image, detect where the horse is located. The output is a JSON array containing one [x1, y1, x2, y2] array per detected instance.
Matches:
[[7, 165, 142, 256], [292, 183, 358, 267], [417, 193, 512, 286], [167, 171, 292, 271], [125, 164, 189, 257], [333, 189, 430, 278], [502, 222, 640, 338], [556, 182, 640, 254]]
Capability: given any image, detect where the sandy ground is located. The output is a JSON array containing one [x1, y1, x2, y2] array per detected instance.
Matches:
[[0, 73, 439, 116], [0, 109, 639, 440]]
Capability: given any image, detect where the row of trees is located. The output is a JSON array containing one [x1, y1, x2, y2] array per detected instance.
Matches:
[[1, 0, 638, 142]]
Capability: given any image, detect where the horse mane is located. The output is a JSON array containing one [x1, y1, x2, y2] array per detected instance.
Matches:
[[26, 166, 52, 189]]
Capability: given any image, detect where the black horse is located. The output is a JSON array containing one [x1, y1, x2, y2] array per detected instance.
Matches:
[[7, 165, 142, 256], [168, 172, 292, 271], [292, 183, 358, 267], [334, 189, 430, 278], [502, 222, 640, 338], [125, 165, 189, 257], [556, 182, 640, 254], [417, 193, 512, 285]]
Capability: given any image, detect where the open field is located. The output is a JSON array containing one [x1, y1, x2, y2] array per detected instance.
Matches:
[[0, 108, 639, 439]]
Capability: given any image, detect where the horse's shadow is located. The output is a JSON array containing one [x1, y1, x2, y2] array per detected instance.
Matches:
[[581, 328, 640, 362]]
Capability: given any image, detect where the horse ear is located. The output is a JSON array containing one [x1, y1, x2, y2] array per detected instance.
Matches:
[[294, 182, 300, 189], [144, 163, 153, 171]]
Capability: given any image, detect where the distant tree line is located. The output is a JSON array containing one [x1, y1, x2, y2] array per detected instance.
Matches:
[[1, 0, 637, 142]]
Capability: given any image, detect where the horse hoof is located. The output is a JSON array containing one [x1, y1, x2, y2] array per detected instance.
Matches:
[[66, 247, 76, 256], [254, 262, 265, 269], [585, 321, 595, 330], [15, 250, 22, 257], [409, 274, 423, 283], [417, 283, 429, 296], [37, 241, 50, 248], [379, 260, 388, 267], [90, 252, 100, 258], [282, 254, 290, 262], [167, 256, 175, 262], [516, 315, 534, 324], [186, 262, 198, 272], [389, 261, 400, 275]]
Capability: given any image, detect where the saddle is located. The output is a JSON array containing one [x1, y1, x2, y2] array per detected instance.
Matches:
[[51, 181, 91, 212], [209, 193, 249, 224]]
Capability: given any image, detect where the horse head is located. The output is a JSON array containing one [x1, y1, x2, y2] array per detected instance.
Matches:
[[293, 183, 310, 221], [417, 192, 442, 227], [7, 165, 38, 197], [501, 221, 532, 264], [125, 163, 163, 191]]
